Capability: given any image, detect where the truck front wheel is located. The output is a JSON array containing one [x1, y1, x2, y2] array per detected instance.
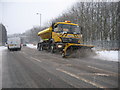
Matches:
[[50, 45, 55, 53], [62, 52, 66, 58]]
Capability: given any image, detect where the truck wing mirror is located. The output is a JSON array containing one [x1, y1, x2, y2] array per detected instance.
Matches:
[[51, 22, 55, 29]]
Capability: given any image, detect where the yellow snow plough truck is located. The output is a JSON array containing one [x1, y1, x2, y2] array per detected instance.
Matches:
[[37, 21, 94, 58]]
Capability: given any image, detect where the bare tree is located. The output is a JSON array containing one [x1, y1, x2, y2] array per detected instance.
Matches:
[[23, 2, 119, 50]]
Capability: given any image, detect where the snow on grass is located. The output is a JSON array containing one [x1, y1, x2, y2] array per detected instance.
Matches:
[[94, 50, 119, 62], [26, 44, 37, 49], [0, 46, 7, 51]]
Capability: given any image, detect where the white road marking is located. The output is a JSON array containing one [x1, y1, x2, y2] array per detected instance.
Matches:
[[19, 52, 42, 63], [78, 73, 110, 76], [88, 66, 106, 71], [30, 57, 42, 62], [94, 73, 109, 76], [87, 65, 117, 75], [56, 68, 106, 88]]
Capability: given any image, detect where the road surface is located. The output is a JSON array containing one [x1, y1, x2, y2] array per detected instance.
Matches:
[[2, 47, 119, 88]]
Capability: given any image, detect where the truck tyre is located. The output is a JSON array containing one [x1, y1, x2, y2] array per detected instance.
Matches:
[[38, 46, 41, 51], [38, 47, 40, 51], [40, 45, 43, 51], [50, 45, 55, 53], [62, 52, 66, 58], [38, 43, 43, 51], [39, 44, 43, 51]]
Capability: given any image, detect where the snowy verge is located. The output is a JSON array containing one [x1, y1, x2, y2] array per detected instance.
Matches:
[[0, 46, 7, 51], [26, 44, 37, 49], [93, 50, 119, 62], [26, 44, 119, 62]]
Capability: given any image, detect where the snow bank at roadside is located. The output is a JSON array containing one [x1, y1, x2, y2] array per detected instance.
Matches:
[[26, 44, 119, 62], [26, 44, 37, 49], [93, 50, 119, 62], [0, 46, 7, 51]]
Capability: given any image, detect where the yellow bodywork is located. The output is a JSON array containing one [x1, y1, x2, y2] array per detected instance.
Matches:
[[37, 22, 79, 40], [37, 22, 82, 42], [52, 32, 82, 43], [63, 43, 94, 55], [37, 21, 94, 57], [38, 27, 52, 40]]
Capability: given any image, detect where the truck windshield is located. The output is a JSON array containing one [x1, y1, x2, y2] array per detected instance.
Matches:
[[54, 24, 80, 34]]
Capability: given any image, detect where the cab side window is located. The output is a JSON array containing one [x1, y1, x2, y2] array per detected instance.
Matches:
[[54, 25, 59, 32]]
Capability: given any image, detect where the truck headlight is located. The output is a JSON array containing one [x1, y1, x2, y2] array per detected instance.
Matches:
[[57, 45, 62, 48]]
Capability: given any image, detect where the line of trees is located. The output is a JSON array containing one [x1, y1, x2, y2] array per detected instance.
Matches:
[[23, 2, 119, 50]]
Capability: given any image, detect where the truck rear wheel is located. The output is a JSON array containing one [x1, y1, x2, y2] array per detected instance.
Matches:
[[39, 45, 43, 51], [38, 43, 43, 51]]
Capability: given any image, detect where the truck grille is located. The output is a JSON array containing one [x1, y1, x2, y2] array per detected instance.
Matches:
[[61, 38, 79, 43]]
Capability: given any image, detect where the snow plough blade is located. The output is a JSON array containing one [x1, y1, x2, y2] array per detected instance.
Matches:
[[62, 43, 95, 58]]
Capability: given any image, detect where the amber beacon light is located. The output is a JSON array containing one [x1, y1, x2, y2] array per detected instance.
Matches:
[[65, 21, 71, 23]]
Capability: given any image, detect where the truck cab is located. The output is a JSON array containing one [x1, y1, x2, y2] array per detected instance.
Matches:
[[52, 21, 82, 44]]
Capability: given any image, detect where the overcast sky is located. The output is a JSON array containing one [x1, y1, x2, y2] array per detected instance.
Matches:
[[0, 0, 79, 35], [0, 0, 118, 35]]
